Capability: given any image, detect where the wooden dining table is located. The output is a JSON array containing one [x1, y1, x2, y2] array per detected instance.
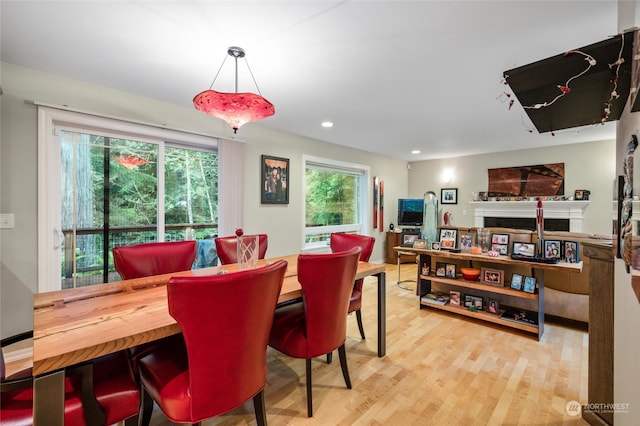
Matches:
[[31, 254, 386, 425]]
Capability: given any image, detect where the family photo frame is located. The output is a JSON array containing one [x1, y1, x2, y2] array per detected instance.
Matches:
[[523, 276, 537, 294], [441, 188, 458, 204], [564, 241, 580, 263], [481, 267, 504, 286], [261, 155, 289, 204], [439, 228, 457, 249], [512, 242, 536, 257], [544, 240, 561, 259], [459, 232, 475, 252], [464, 294, 484, 310], [491, 233, 510, 255], [401, 231, 421, 247], [510, 273, 523, 290], [488, 298, 500, 314]]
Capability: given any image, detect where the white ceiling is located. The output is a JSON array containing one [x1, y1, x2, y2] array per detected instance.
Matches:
[[0, 1, 624, 161]]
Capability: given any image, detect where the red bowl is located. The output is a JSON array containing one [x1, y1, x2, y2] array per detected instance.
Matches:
[[461, 267, 480, 281]]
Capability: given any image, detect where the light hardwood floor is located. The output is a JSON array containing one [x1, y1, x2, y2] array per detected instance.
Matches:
[[149, 262, 589, 426]]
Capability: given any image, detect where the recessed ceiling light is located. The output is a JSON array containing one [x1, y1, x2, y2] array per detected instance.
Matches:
[[321, 121, 334, 128], [411, 150, 421, 154]]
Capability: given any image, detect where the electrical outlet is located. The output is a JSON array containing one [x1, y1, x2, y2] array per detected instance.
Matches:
[[0, 214, 15, 229]]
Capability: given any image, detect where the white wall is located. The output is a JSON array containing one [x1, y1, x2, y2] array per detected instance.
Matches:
[[0, 62, 408, 337], [407, 141, 615, 235]]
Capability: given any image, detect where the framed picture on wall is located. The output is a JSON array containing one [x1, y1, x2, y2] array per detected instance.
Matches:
[[261, 155, 289, 204], [441, 188, 458, 204]]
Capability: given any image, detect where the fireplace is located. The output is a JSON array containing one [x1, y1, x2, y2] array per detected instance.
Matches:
[[470, 200, 589, 232], [483, 217, 569, 231]]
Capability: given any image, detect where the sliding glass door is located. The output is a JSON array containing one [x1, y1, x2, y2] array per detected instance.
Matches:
[[39, 108, 218, 291]]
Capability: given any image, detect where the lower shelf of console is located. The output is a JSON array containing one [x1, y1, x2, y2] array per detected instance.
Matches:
[[419, 301, 540, 335]]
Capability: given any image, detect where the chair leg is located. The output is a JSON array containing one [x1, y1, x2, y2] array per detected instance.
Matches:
[[140, 387, 154, 426], [253, 389, 267, 426], [337, 344, 352, 389], [306, 358, 313, 417], [124, 416, 139, 426], [355, 309, 366, 339], [326, 351, 333, 364]]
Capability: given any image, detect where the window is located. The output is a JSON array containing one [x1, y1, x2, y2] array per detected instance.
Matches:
[[38, 107, 218, 291], [303, 155, 369, 249]]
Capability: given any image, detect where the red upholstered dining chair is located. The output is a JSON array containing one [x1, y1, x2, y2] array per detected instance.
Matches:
[[268, 247, 361, 417], [112, 240, 197, 279], [137, 260, 288, 426], [330, 233, 376, 340], [1, 331, 140, 425], [214, 234, 268, 264], [112, 240, 198, 424]]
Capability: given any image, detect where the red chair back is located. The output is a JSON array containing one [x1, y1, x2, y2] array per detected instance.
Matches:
[[297, 247, 361, 357], [214, 234, 268, 264], [166, 260, 287, 420], [112, 240, 197, 279], [1, 332, 140, 425], [330, 233, 375, 262]]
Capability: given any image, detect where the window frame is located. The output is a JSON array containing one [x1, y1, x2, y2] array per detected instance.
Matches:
[[37, 107, 219, 292], [302, 155, 370, 251]]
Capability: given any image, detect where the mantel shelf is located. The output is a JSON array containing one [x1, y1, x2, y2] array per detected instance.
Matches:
[[470, 200, 589, 232]]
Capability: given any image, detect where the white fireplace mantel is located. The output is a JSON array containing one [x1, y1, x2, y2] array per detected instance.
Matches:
[[470, 200, 589, 232]]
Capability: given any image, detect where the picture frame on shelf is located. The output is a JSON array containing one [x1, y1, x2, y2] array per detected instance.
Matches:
[[574, 189, 590, 200], [491, 233, 510, 255], [523, 276, 537, 294], [431, 242, 441, 250], [412, 239, 428, 249], [421, 262, 430, 276], [435, 262, 447, 277], [464, 294, 484, 310], [481, 268, 504, 286], [441, 188, 458, 204], [543, 240, 561, 259], [510, 273, 523, 290], [488, 298, 500, 314], [459, 232, 475, 252], [449, 290, 461, 306], [439, 228, 458, 250], [512, 242, 536, 257], [445, 263, 457, 279], [564, 241, 580, 263], [401, 230, 421, 247], [261, 155, 289, 204]]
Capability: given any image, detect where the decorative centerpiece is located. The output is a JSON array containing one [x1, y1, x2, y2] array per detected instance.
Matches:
[[461, 267, 480, 281]]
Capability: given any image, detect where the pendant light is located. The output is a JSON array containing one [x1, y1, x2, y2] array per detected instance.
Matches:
[[193, 46, 275, 133]]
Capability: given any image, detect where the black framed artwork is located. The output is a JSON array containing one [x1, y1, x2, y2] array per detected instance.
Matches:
[[261, 155, 289, 204], [441, 188, 458, 204]]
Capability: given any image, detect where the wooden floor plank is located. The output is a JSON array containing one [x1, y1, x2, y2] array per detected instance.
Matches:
[[149, 263, 589, 425]]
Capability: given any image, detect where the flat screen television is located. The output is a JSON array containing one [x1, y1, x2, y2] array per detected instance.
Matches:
[[397, 198, 423, 226]]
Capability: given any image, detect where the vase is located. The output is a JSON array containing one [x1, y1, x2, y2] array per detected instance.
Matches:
[[237, 235, 259, 269]]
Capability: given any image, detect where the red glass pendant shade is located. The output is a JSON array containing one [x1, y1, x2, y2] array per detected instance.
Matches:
[[194, 46, 275, 133], [113, 154, 149, 169], [193, 89, 275, 133]]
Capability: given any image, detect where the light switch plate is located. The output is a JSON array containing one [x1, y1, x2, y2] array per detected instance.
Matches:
[[0, 214, 15, 229]]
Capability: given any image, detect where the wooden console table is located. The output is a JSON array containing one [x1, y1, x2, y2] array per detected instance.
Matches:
[[394, 246, 583, 340]]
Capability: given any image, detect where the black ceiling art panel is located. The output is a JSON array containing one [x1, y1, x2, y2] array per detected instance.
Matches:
[[505, 31, 634, 133]]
